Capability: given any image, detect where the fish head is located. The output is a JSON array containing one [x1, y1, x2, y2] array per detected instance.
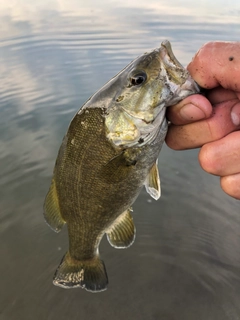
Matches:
[[87, 40, 200, 147]]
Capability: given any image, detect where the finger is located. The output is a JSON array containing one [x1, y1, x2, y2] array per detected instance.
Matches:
[[166, 99, 240, 150], [199, 131, 240, 176], [220, 174, 240, 200], [207, 87, 239, 105], [188, 41, 240, 91], [167, 94, 212, 125]]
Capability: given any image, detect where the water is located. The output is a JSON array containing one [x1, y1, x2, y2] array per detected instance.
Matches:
[[1, 1, 240, 319]]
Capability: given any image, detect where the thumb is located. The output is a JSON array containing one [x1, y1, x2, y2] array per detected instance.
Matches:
[[167, 94, 212, 125], [166, 99, 240, 150]]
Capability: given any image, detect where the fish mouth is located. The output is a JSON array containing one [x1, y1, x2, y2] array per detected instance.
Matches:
[[165, 77, 200, 107], [158, 40, 200, 105], [159, 40, 191, 86], [180, 78, 200, 93]]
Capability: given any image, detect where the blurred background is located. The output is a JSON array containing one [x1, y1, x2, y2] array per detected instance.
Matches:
[[1, 1, 240, 319]]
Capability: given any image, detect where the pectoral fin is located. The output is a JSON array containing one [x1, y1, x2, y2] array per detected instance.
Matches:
[[99, 152, 136, 183], [144, 161, 161, 200], [43, 178, 66, 232], [106, 209, 135, 248]]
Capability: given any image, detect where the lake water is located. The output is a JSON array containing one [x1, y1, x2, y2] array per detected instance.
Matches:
[[1, 1, 240, 319]]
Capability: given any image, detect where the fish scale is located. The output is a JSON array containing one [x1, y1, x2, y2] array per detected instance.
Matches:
[[57, 108, 162, 226]]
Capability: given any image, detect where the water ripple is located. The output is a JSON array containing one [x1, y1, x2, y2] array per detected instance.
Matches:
[[1, 1, 240, 319]]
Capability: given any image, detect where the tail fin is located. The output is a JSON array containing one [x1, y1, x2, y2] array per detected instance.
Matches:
[[53, 252, 108, 292]]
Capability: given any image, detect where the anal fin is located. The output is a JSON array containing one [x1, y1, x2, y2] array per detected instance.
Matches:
[[43, 178, 65, 232], [144, 161, 161, 200], [106, 209, 135, 249]]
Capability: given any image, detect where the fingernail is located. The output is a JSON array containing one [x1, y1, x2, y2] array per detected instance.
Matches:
[[231, 104, 240, 126], [179, 104, 206, 121]]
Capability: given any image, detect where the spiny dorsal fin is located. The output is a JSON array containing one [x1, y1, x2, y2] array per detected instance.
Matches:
[[43, 178, 66, 232], [144, 161, 161, 200], [106, 209, 135, 248]]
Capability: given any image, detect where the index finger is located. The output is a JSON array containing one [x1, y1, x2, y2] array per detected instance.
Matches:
[[188, 41, 240, 91]]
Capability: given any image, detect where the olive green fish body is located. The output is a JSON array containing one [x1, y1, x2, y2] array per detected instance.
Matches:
[[53, 107, 165, 254], [44, 40, 200, 292]]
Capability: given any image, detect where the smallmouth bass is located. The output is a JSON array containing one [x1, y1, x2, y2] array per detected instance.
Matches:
[[44, 40, 199, 292]]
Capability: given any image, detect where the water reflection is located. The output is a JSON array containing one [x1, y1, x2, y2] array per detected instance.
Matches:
[[1, 0, 240, 319]]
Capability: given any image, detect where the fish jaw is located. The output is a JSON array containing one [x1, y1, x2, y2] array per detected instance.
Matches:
[[158, 40, 200, 106]]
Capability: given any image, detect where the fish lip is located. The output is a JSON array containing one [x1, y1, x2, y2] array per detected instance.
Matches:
[[164, 78, 200, 107], [177, 77, 201, 96], [157, 41, 200, 105], [159, 40, 185, 70]]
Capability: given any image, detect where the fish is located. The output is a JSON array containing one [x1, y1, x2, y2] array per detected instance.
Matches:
[[44, 40, 199, 292]]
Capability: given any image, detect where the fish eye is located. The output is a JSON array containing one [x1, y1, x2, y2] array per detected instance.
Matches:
[[130, 71, 147, 86]]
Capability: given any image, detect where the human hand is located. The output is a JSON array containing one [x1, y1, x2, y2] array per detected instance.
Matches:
[[166, 41, 240, 199]]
